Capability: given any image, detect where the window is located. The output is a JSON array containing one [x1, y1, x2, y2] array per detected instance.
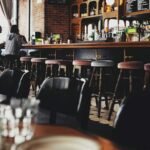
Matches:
[[12, 0, 17, 25], [0, 0, 18, 44], [0, 8, 9, 44]]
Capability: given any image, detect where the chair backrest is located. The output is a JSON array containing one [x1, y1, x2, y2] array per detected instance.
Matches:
[[0, 68, 30, 103], [36, 77, 92, 129], [16, 71, 30, 98], [113, 90, 150, 149]]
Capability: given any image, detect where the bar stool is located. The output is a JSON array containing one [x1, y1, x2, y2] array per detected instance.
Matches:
[[89, 60, 114, 117], [144, 63, 150, 90], [108, 61, 144, 120], [31, 57, 47, 95], [72, 60, 92, 78], [45, 59, 72, 77], [20, 56, 32, 72]]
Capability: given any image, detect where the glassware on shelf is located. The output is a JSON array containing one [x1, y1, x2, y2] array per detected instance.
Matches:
[[72, 5, 78, 18], [94, 27, 100, 41], [90, 7, 96, 16], [80, 3, 87, 17], [89, 1, 96, 16]]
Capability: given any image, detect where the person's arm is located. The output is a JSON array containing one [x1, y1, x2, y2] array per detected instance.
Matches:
[[20, 35, 27, 44]]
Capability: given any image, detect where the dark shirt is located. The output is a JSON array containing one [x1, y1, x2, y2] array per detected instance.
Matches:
[[0, 42, 4, 49]]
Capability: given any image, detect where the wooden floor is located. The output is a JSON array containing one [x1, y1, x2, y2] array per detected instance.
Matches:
[[89, 97, 118, 127]]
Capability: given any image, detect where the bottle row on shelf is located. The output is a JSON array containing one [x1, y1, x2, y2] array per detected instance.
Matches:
[[80, 21, 150, 42], [30, 33, 72, 45]]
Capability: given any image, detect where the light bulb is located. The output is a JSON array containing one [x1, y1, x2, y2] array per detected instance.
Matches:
[[37, 0, 43, 4], [106, 0, 115, 6]]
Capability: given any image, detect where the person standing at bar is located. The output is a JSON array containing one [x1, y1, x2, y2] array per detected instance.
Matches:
[[4, 25, 25, 68]]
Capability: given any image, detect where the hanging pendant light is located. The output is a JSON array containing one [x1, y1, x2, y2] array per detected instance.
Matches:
[[106, 0, 115, 6], [37, 0, 43, 4]]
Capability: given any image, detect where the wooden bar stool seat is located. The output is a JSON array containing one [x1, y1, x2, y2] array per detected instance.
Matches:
[[108, 61, 144, 120], [73, 60, 91, 66], [20, 56, 32, 72], [31, 57, 47, 95], [118, 61, 144, 70], [91, 60, 114, 67], [20, 56, 32, 62], [89, 60, 114, 117], [31, 58, 47, 63], [45, 59, 72, 77], [144, 63, 150, 71], [72, 60, 91, 78]]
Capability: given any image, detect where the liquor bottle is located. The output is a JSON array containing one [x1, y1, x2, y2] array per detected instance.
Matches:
[[49, 33, 53, 44], [94, 26, 100, 41], [102, 0, 107, 12], [31, 35, 35, 45], [121, 31, 127, 42]]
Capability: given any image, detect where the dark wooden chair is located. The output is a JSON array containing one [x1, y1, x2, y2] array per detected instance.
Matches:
[[36, 77, 92, 129], [113, 89, 150, 149], [0, 68, 30, 104]]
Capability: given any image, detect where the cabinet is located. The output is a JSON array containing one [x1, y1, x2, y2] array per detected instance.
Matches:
[[70, 0, 103, 42], [70, 0, 150, 42], [70, 0, 124, 42]]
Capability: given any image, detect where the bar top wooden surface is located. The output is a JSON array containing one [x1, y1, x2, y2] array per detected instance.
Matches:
[[22, 41, 150, 49]]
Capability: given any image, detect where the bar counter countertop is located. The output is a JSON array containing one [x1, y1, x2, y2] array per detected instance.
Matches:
[[22, 41, 150, 49]]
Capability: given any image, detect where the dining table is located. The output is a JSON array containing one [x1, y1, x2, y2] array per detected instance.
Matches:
[[2, 124, 124, 150], [25, 124, 122, 150]]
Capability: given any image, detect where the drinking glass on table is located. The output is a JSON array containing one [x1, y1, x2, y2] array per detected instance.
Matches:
[[0, 98, 39, 145]]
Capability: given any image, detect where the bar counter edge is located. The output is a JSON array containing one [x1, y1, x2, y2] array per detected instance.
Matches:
[[22, 41, 150, 49]]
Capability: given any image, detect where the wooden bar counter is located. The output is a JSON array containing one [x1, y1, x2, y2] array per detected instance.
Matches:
[[22, 41, 150, 62], [22, 41, 150, 49]]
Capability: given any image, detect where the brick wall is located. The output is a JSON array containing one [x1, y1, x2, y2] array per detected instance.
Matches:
[[45, 0, 70, 42], [18, 0, 70, 42]]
